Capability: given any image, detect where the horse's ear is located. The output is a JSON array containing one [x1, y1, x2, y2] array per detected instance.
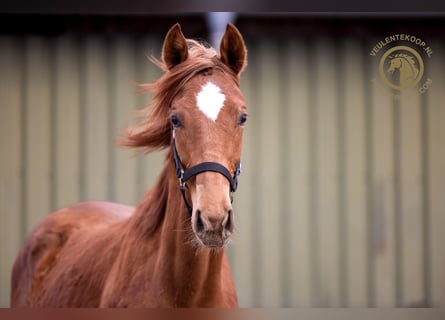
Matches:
[[219, 24, 247, 76], [162, 23, 188, 70]]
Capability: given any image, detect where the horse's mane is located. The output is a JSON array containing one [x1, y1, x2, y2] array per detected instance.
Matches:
[[120, 39, 237, 153], [393, 53, 419, 75], [121, 39, 238, 236]]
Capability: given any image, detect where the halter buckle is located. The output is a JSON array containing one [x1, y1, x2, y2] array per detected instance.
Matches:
[[178, 169, 185, 190]]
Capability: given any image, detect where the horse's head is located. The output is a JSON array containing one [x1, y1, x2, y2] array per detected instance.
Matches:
[[387, 57, 402, 74], [162, 24, 247, 248]]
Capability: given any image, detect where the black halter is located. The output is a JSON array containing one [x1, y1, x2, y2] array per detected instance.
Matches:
[[171, 129, 241, 214]]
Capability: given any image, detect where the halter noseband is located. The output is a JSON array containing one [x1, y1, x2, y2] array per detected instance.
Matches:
[[171, 129, 241, 214]]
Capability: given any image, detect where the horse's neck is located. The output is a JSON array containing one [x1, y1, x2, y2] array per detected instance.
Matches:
[[127, 162, 226, 306]]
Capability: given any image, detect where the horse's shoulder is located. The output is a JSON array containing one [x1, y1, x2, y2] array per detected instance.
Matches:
[[13, 201, 134, 305]]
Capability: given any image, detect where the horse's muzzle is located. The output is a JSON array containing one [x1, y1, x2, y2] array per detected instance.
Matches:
[[192, 208, 234, 248]]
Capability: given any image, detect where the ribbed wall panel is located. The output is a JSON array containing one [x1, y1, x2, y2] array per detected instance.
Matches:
[[0, 33, 443, 308]]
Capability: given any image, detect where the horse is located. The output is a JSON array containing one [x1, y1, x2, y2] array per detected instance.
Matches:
[[386, 53, 419, 88], [10, 23, 248, 308]]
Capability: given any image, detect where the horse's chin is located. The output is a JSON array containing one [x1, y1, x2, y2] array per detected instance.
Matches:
[[194, 233, 229, 250]]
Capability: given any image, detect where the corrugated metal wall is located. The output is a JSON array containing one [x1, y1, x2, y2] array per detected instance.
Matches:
[[0, 28, 444, 308]]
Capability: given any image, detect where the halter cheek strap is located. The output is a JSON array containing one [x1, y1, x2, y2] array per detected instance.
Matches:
[[172, 129, 241, 214]]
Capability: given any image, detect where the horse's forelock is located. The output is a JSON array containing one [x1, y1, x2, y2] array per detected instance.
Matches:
[[120, 41, 236, 153]]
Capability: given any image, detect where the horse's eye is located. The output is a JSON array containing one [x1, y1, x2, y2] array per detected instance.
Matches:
[[171, 114, 181, 128], [238, 112, 248, 126]]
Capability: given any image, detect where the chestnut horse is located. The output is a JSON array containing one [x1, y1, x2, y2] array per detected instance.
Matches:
[[11, 23, 248, 307]]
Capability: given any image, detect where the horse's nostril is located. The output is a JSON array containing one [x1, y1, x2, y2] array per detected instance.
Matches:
[[224, 209, 234, 233], [195, 209, 205, 233]]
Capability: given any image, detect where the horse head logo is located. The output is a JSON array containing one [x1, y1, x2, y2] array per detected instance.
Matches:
[[386, 53, 419, 88], [379, 45, 424, 91]]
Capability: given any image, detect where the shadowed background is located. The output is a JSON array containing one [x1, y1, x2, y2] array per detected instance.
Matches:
[[0, 13, 444, 307]]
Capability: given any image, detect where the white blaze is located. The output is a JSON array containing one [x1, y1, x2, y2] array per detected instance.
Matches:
[[196, 82, 225, 121]]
